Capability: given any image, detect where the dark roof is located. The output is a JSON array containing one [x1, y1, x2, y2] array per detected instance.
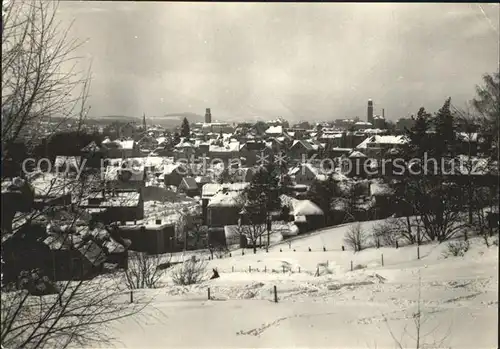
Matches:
[[180, 177, 198, 190], [292, 140, 314, 151], [78, 240, 106, 266], [81, 141, 101, 153], [80, 191, 141, 208]]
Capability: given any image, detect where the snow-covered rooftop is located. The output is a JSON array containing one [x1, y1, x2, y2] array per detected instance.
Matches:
[[265, 125, 283, 134], [348, 150, 368, 158], [291, 200, 324, 216], [357, 135, 408, 149], [202, 183, 249, 199], [207, 190, 244, 208], [117, 140, 135, 150], [209, 141, 240, 153]]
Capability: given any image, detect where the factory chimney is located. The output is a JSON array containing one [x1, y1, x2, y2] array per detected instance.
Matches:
[[382, 108, 385, 119], [205, 108, 212, 124], [367, 99, 374, 125]]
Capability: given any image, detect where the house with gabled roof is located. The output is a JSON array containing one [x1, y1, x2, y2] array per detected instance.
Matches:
[[289, 163, 328, 187], [201, 183, 249, 225], [178, 176, 200, 197], [163, 162, 189, 187], [206, 189, 245, 228], [81, 141, 104, 168], [3, 222, 110, 282], [80, 190, 144, 224], [137, 134, 158, 152], [113, 219, 176, 254], [342, 150, 368, 178], [356, 135, 408, 158], [289, 139, 316, 160], [103, 164, 146, 190]]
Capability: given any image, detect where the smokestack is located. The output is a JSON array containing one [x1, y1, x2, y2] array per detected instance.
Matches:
[[382, 108, 385, 119], [205, 108, 212, 124], [367, 99, 374, 125]]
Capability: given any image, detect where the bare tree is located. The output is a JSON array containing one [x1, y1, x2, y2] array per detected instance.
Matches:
[[237, 220, 268, 254], [175, 208, 205, 251], [371, 220, 398, 247], [208, 242, 229, 259], [1, 2, 151, 348], [382, 272, 451, 349], [124, 252, 168, 289], [2, 0, 91, 157], [405, 178, 468, 242], [1, 262, 149, 348], [344, 222, 367, 252]]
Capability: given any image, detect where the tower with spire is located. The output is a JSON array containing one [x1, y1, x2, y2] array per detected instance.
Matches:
[[142, 113, 147, 132]]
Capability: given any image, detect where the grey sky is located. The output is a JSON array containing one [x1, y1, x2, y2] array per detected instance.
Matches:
[[58, 2, 499, 122]]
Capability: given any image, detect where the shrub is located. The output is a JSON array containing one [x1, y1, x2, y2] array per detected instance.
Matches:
[[443, 240, 470, 258], [171, 257, 207, 285], [353, 264, 366, 270], [344, 222, 367, 252]]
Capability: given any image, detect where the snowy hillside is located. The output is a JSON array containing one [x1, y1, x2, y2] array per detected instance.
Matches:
[[96, 220, 498, 348]]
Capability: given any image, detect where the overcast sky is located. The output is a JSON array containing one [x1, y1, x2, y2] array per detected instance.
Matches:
[[58, 2, 499, 122]]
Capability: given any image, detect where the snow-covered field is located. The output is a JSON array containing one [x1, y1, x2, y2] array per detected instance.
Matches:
[[103, 220, 498, 349]]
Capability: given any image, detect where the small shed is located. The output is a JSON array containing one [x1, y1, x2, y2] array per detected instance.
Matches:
[[115, 220, 176, 254], [291, 199, 325, 232], [178, 177, 200, 197]]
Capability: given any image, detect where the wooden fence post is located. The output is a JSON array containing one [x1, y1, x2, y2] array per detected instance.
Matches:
[[130, 290, 133, 303], [282, 265, 285, 273], [417, 246, 420, 260], [381, 254, 384, 266], [274, 285, 278, 303], [208, 287, 211, 300], [350, 261, 353, 271], [249, 266, 251, 273], [298, 266, 301, 273], [264, 266, 267, 273]]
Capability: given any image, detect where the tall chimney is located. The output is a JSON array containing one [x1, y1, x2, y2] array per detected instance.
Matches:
[[382, 108, 385, 119], [205, 108, 212, 124], [367, 99, 374, 125]]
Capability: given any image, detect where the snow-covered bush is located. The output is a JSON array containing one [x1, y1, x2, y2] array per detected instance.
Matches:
[[443, 240, 470, 258], [353, 264, 367, 270], [171, 257, 207, 285]]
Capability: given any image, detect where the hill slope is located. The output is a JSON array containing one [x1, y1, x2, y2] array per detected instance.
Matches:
[[99, 219, 498, 349]]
